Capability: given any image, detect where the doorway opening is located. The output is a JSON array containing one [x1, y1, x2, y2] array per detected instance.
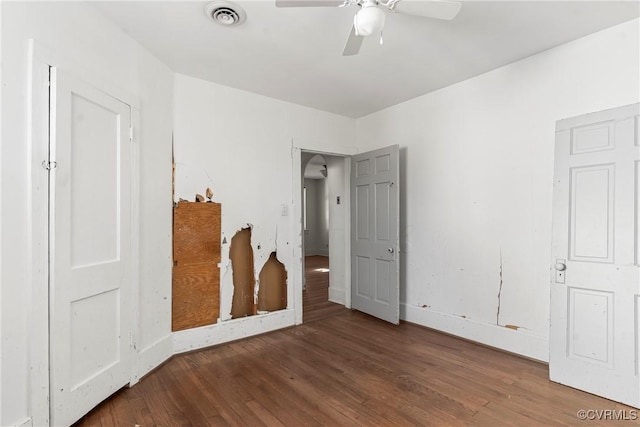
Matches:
[[301, 152, 348, 323]]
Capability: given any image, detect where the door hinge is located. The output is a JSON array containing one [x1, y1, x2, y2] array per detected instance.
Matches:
[[42, 160, 57, 170]]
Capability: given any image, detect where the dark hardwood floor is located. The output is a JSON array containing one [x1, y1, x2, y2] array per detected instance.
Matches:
[[303, 255, 347, 323], [74, 258, 634, 426]]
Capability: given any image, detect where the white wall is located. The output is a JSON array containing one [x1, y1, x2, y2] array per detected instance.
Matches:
[[1, 2, 173, 425], [303, 177, 329, 256], [326, 156, 348, 305], [303, 178, 320, 254], [356, 18, 640, 361], [317, 178, 329, 256], [0, 2, 3, 423], [172, 73, 355, 351]]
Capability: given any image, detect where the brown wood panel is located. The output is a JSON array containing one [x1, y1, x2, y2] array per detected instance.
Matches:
[[172, 201, 221, 331], [230, 228, 255, 318], [75, 310, 635, 426], [257, 252, 287, 312], [173, 201, 221, 266], [172, 263, 219, 331]]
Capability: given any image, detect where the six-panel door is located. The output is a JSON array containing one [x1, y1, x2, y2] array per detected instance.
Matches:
[[550, 103, 639, 408]]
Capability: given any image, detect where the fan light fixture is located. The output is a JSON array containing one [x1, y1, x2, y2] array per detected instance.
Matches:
[[275, 0, 462, 56], [354, 4, 385, 36]]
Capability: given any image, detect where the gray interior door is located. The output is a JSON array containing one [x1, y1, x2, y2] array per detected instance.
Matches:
[[351, 145, 399, 324]]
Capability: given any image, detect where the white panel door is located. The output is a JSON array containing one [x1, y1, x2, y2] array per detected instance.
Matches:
[[351, 145, 399, 324], [550, 103, 639, 407], [50, 69, 133, 425]]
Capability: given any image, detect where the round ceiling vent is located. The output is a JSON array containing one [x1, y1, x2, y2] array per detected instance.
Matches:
[[205, 1, 247, 26]]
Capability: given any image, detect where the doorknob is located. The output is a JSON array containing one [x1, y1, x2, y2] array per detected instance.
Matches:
[[554, 262, 566, 271], [554, 259, 566, 284], [388, 248, 394, 254]]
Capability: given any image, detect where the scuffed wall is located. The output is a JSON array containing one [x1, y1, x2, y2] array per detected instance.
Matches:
[[355, 19, 640, 361]]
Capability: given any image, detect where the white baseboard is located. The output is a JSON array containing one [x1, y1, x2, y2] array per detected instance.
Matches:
[[134, 333, 173, 383], [12, 418, 32, 427], [304, 250, 329, 257], [402, 303, 549, 362], [173, 309, 296, 354], [328, 288, 345, 305]]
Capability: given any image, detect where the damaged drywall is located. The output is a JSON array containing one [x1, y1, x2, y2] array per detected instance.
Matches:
[[230, 227, 256, 318], [257, 252, 287, 312]]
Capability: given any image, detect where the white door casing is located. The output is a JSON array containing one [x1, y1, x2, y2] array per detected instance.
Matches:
[[49, 68, 134, 425], [351, 145, 400, 324], [550, 103, 639, 407]]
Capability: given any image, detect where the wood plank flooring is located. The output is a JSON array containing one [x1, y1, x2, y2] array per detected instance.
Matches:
[[74, 308, 635, 425], [303, 255, 347, 323]]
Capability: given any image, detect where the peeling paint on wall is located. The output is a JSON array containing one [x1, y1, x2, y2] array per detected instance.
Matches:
[[257, 252, 287, 312], [230, 228, 256, 318]]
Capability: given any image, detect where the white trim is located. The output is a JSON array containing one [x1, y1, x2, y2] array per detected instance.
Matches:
[[402, 303, 549, 362], [342, 156, 352, 309], [136, 334, 173, 381], [291, 147, 304, 324], [129, 107, 142, 386], [28, 40, 138, 110], [0, 2, 3, 420], [14, 418, 33, 427], [293, 139, 358, 158], [173, 310, 295, 354], [27, 40, 53, 427], [292, 139, 355, 324]]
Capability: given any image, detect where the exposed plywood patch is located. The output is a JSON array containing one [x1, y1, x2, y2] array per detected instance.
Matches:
[[173, 263, 219, 330], [173, 201, 221, 266], [172, 201, 221, 331], [257, 252, 287, 312], [230, 228, 256, 318]]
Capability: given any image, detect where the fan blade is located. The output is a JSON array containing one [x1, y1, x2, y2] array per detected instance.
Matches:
[[276, 0, 344, 7], [392, 0, 462, 20], [342, 25, 364, 56]]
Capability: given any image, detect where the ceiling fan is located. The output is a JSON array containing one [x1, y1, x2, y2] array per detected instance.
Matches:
[[275, 0, 462, 56]]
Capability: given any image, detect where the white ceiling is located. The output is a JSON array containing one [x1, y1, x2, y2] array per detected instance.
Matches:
[[94, 1, 639, 118]]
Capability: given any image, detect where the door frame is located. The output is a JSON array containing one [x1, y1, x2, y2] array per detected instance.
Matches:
[[27, 40, 140, 426], [291, 140, 357, 325]]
